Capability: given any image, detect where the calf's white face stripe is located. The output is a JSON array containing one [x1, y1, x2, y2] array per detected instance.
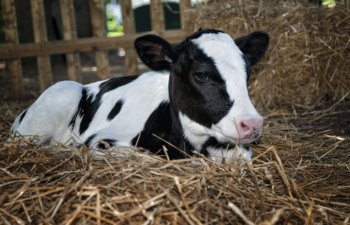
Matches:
[[192, 33, 251, 106]]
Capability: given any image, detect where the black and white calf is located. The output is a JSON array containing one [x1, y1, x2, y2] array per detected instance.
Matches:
[[11, 29, 269, 163]]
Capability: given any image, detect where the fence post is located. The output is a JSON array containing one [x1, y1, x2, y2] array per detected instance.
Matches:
[[180, 0, 192, 33], [2, 0, 23, 99], [31, 0, 53, 92], [89, 0, 110, 80], [151, 0, 164, 34], [120, 0, 138, 76], [60, 0, 81, 82]]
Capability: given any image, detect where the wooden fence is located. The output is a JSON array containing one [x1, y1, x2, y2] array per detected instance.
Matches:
[[0, 0, 193, 99], [336, 0, 350, 8]]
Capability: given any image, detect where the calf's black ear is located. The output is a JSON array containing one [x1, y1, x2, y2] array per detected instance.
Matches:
[[235, 31, 269, 66], [134, 34, 177, 71]]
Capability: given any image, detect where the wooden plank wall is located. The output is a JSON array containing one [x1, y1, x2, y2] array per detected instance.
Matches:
[[120, 0, 138, 75], [31, 0, 53, 92], [1, 0, 23, 99], [0, 0, 193, 98], [180, 0, 192, 33], [90, 0, 110, 79], [151, 0, 165, 35], [0, 31, 188, 59], [336, 0, 350, 8], [60, 0, 81, 82]]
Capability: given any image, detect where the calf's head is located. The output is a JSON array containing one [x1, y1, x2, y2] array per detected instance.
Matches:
[[135, 29, 269, 146]]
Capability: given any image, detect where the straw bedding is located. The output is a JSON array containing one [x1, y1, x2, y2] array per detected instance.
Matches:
[[192, 0, 350, 111], [1, 101, 349, 224], [1, 0, 350, 224]]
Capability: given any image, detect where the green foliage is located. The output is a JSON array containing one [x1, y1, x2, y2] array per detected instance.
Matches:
[[106, 3, 123, 37], [322, 0, 336, 8]]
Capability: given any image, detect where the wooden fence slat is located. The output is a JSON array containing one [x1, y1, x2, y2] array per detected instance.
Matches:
[[31, 0, 53, 92], [0, 0, 193, 98], [2, 0, 23, 99], [120, 0, 138, 76], [151, 0, 164, 34], [60, 0, 81, 82], [0, 31, 188, 59], [180, 0, 192, 33], [89, 0, 110, 80], [8, 59, 22, 98]]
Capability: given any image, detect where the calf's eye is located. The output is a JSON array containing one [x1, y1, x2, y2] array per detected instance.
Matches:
[[193, 72, 209, 82]]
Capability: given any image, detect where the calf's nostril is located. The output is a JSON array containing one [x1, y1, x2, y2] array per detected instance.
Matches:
[[239, 118, 263, 136], [240, 122, 249, 131]]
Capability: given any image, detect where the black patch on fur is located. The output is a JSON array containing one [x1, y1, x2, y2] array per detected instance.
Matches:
[[78, 88, 99, 134], [201, 137, 236, 154], [167, 107, 195, 159], [170, 41, 233, 128], [131, 102, 173, 153], [131, 102, 194, 160], [69, 87, 88, 130], [134, 35, 177, 71], [199, 137, 237, 158], [84, 134, 97, 146], [69, 76, 138, 135], [69, 102, 81, 129], [235, 31, 269, 66], [130, 102, 193, 159], [107, 100, 124, 120], [99, 75, 139, 93], [243, 55, 251, 81], [19, 109, 28, 124], [97, 139, 116, 149]]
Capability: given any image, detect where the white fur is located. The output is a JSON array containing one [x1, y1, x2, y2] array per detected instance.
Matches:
[[178, 112, 210, 149], [71, 71, 170, 146], [12, 80, 83, 144], [179, 112, 239, 148], [12, 72, 170, 147], [207, 145, 252, 163]]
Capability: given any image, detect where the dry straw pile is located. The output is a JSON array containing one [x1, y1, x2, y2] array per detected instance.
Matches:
[[1, 0, 350, 224], [1, 102, 349, 224], [193, 0, 350, 111]]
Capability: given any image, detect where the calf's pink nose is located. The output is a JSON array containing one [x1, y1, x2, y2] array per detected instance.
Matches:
[[238, 118, 263, 139]]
